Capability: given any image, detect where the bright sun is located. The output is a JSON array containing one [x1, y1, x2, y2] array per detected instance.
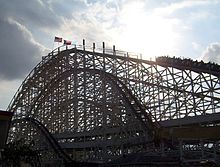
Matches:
[[114, 1, 180, 60]]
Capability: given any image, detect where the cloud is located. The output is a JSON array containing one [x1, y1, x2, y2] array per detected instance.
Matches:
[[0, 0, 55, 109], [0, 0, 61, 30], [201, 43, 220, 64], [0, 17, 47, 80], [57, 0, 119, 45], [154, 0, 212, 16], [46, 0, 87, 19]]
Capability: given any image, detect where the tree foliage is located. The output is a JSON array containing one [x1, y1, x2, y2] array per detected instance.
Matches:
[[1, 139, 41, 167]]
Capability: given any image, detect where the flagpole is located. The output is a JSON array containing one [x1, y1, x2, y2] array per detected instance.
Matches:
[[54, 36, 63, 51]]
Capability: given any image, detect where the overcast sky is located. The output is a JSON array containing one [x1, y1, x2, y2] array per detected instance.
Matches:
[[1, 0, 220, 110]]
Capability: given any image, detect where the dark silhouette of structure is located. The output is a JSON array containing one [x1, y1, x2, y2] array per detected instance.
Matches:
[[6, 40, 220, 166], [0, 110, 13, 149], [0, 110, 13, 167]]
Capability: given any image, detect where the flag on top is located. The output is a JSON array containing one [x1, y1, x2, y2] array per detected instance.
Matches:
[[54, 36, 62, 42], [64, 40, 72, 45]]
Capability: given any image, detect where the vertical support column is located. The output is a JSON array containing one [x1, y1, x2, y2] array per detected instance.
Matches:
[[73, 46, 78, 132], [135, 55, 139, 99], [102, 42, 105, 54], [151, 64, 157, 119], [137, 58, 142, 102], [92, 43, 96, 128], [113, 45, 115, 53], [83, 39, 85, 50], [209, 75, 215, 114], [126, 52, 129, 86], [182, 70, 188, 117], [83, 39, 86, 131], [102, 41, 106, 124], [171, 67, 179, 119], [93, 42, 95, 52], [113, 45, 116, 76], [64, 49, 70, 130], [102, 41, 107, 157], [82, 39, 87, 159], [190, 71, 197, 117], [157, 65, 162, 120], [140, 57, 145, 105]]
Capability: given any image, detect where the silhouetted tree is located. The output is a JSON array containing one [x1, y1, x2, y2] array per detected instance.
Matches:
[[1, 139, 41, 167]]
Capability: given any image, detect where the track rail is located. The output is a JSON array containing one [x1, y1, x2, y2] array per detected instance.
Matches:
[[12, 117, 74, 164]]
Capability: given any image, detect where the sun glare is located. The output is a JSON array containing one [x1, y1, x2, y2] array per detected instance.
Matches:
[[115, 2, 180, 60]]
